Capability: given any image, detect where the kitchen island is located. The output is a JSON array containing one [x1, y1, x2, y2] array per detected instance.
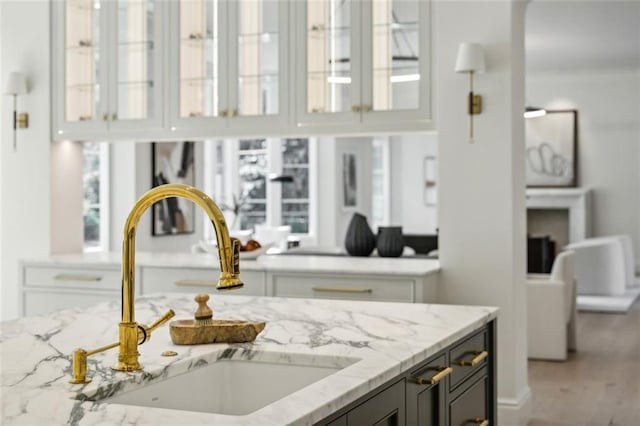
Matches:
[[1, 293, 495, 425]]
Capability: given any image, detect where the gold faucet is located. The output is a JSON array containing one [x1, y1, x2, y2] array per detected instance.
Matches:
[[70, 184, 243, 382], [114, 183, 243, 372]]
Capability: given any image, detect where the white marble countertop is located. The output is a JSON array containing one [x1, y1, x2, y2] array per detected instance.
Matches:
[[23, 252, 441, 276], [1, 294, 496, 425]]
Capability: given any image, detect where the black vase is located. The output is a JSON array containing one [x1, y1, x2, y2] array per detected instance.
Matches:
[[377, 227, 404, 257], [344, 213, 376, 257]]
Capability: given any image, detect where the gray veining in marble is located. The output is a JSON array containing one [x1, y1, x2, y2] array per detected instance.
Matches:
[[1, 294, 496, 425]]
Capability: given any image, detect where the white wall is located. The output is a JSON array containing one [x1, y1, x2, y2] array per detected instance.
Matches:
[[526, 69, 640, 269], [389, 134, 438, 234], [50, 141, 83, 254], [434, 1, 530, 423], [1, 0, 51, 320]]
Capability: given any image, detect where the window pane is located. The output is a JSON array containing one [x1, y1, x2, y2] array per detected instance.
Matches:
[[282, 166, 308, 199], [238, 139, 268, 230], [282, 138, 309, 164], [83, 142, 101, 249], [282, 202, 309, 234]]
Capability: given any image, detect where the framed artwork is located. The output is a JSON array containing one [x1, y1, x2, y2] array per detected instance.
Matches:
[[342, 152, 358, 209], [525, 109, 578, 187], [151, 142, 195, 236], [423, 156, 437, 206]]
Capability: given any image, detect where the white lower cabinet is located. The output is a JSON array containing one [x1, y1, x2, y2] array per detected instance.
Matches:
[[140, 267, 266, 296], [21, 265, 124, 316], [21, 259, 437, 316], [268, 272, 437, 303]]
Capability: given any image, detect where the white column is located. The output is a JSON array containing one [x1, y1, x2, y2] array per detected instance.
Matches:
[[434, 1, 530, 423]]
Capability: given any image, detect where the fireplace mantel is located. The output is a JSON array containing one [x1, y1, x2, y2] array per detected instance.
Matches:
[[526, 188, 592, 244]]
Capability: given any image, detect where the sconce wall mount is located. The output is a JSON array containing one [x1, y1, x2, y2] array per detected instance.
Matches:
[[455, 43, 485, 142], [4, 72, 29, 151]]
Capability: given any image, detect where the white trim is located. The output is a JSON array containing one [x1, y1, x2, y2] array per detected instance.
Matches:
[[98, 142, 110, 252], [498, 386, 532, 426]]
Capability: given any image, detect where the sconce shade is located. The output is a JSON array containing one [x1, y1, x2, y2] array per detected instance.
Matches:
[[4, 72, 27, 95], [455, 43, 485, 74]]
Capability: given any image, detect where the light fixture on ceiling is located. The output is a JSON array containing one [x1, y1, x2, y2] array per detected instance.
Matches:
[[4, 72, 29, 151], [524, 106, 547, 119], [455, 42, 485, 143]]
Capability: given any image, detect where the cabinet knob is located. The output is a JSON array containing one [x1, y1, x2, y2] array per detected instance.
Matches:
[[362, 104, 372, 113], [110, 113, 117, 121], [102, 113, 109, 122], [351, 105, 361, 113], [219, 110, 228, 117], [228, 109, 238, 118]]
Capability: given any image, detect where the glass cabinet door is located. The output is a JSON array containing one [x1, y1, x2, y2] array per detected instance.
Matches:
[[178, 0, 225, 119], [114, 0, 157, 122], [361, 0, 431, 122], [229, 0, 280, 117], [63, 0, 103, 124], [304, 0, 359, 116], [370, 0, 420, 111]]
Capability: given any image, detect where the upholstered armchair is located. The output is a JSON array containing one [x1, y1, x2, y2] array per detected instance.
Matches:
[[527, 250, 576, 361]]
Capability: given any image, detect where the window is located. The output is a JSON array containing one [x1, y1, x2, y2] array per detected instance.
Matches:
[[82, 142, 109, 252], [371, 137, 390, 230], [204, 138, 315, 238]]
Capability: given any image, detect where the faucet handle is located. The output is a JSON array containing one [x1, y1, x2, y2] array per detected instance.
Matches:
[[232, 237, 241, 274], [137, 310, 176, 344]]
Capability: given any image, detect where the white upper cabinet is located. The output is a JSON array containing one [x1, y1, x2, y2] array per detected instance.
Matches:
[[53, 0, 165, 140], [168, 0, 289, 137], [52, 0, 432, 141], [295, 0, 432, 132]]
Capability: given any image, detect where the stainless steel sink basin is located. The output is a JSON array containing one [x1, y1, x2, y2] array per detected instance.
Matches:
[[92, 353, 357, 416]]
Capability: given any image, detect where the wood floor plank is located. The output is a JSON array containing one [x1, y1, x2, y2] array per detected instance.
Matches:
[[528, 299, 640, 426]]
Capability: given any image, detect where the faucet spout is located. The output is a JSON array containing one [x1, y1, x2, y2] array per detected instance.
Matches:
[[113, 183, 242, 371]]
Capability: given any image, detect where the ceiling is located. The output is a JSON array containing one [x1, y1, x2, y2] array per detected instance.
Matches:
[[526, 0, 640, 72]]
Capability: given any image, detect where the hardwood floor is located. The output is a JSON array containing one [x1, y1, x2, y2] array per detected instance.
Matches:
[[528, 299, 640, 426]]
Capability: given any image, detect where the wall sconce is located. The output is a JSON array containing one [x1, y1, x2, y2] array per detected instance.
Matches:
[[4, 72, 29, 151], [455, 43, 485, 143]]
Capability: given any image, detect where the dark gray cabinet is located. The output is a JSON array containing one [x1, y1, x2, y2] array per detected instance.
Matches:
[[317, 321, 496, 426]]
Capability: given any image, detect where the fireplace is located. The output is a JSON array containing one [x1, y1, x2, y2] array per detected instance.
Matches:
[[525, 188, 592, 272]]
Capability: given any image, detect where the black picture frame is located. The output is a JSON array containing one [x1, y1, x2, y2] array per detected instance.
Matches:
[[151, 142, 196, 236], [525, 109, 579, 187]]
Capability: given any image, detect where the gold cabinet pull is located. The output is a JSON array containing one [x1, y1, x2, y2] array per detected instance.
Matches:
[[102, 113, 109, 122], [361, 104, 372, 112], [351, 104, 361, 112], [312, 286, 372, 294], [54, 274, 102, 282], [219, 110, 228, 117], [110, 113, 117, 121], [458, 350, 488, 367], [175, 279, 217, 288], [228, 109, 238, 118], [414, 366, 453, 385], [473, 419, 489, 426]]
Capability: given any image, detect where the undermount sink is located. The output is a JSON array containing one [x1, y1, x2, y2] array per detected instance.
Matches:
[[89, 352, 357, 416]]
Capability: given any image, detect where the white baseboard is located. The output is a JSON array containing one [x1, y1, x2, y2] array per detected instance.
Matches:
[[498, 386, 532, 425]]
